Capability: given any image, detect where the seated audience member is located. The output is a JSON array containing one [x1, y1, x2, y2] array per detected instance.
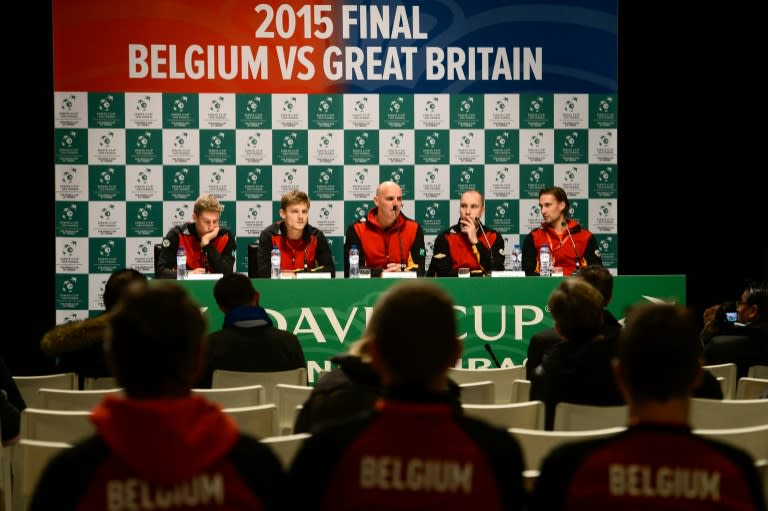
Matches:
[[1, 355, 26, 445], [527, 265, 620, 380], [289, 281, 525, 511], [343, 181, 426, 277], [156, 194, 236, 278], [702, 282, 768, 378], [530, 303, 766, 510], [197, 273, 306, 387], [427, 189, 505, 277], [40, 268, 148, 387], [30, 282, 286, 510], [294, 337, 380, 434], [530, 278, 624, 430], [255, 189, 335, 278]]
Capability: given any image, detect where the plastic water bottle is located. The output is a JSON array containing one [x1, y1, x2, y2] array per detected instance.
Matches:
[[348, 244, 360, 278], [510, 243, 522, 271], [539, 243, 551, 276], [176, 246, 187, 280], [270, 245, 281, 279]]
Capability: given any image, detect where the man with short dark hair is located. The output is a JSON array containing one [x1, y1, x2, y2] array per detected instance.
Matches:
[[290, 281, 526, 510], [530, 304, 765, 510], [197, 273, 306, 387], [31, 282, 287, 510]]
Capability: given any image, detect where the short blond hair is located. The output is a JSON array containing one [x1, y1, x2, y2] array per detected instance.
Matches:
[[194, 194, 223, 216]]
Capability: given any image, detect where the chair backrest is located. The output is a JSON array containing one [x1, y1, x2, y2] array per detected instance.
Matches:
[[689, 398, 768, 429], [274, 384, 313, 435], [212, 368, 308, 403], [736, 377, 768, 400], [694, 424, 768, 463], [13, 373, 77, 408], [222, 404, 277, 438], [13, 439, 72, 511], [553, 402, 628, 431], [83, 376, 120, 390], [458, 381, 495, 405], [20, 408, 94, 443], [191, 385, 265, 408], [462, 401, 545, 430], [448, 366, 526, 403], [510, 379, 531, 403], [508, 426, 627, 471], [1, 422, 10, 511], [261, 433, 310, 469], [703, 363, 737, 399], [38, 388, 122, 411], [747, 365, 768, 379]]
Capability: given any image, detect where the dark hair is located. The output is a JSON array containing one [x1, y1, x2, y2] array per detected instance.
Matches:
[[107, 282, 206, 397], [618, 304, 700, 402], [743, 282, 768, 318], [367, 281, 457, 386], [548, 279, 604, 341], [102, 268, 148, 311], [579, 265, 613, 306], [213, 273, 259, 311], [538, 186, 570, 217]]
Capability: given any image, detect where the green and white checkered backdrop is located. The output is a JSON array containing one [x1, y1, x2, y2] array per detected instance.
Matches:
[[53, 92, 617, 320]]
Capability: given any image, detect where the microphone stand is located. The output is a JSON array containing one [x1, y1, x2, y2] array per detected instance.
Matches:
[[561, 220, 582, 275], [395, 207, 405, 271], [476, 219, 494, 274]]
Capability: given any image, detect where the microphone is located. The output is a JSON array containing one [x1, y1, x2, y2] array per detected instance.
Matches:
[[475, 218, 494, 274], [484, 343, 502, 368], [395, 205, 405, 271], [561, 220, 582, 274]]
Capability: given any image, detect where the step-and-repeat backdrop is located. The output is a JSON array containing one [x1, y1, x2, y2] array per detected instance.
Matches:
[[53, 0, 617, 321]]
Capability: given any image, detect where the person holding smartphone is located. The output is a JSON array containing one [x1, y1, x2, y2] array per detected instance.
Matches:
[[701, 282, 768, 377]]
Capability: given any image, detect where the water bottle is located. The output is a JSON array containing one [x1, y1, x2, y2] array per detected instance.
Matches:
[[539, 243, 551, 277], [510, 243, 522, 272], [270, 245, 281, 279], [348, 244, 360, 278], [176, 246, 187, 280]]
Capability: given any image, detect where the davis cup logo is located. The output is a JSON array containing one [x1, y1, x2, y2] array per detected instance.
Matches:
[[354, 133, 368, 148], [494, 132, 509, 148], [61, 204, 77, 219], [99, 169, 114, 185], [248, 134, 261, 148], [62, 168, 76, 183], [494, 97, 509, 112], [137, 241, 153, 256], [564, 167, 578, 182], [389, 133, 404, 148], [319, 205, 333, 218], [174, 133, 189, 148], [354, 168, 368, 184], [174, 206, 189, 221], [529, 133, 544, 147], [354, 98, 368, 112], [317, 97, 333, 112], [496, 168, 509, 182], [529, 168, 543, 183], [61, 131, 77, 147], [210, 132, 225, 148], [173, 168, 188, 185], [529, 205, 541, 219], [319, 168, 333, 183], [136, 96, 151, 111], [246, 97, 261, 112], [460, 167, 474, 184], [63, 313, 79, 323], [568, 201, 582, 218], [283, 169, 296, 184], [599, 133, 612, 147], [136, 132, 152, 148], [563, 132, 578, 148], [425, 97, 439, 112], [100, 240, 115, 256], [248, 206, 261, 219], [100, 205, 114, 220], [173, 96, 188, 112], [598, 167, 613, 183], [98, 95, 114, 111], [282, 133, 297, 149], [354, 204, 369, 221], [389, 97, 403, 113], [424, 203, 440, 219], [62, 241, 77, 255], [247, 168, 261, 184], [425, 168, 439, 183], [137, 205, 152, 220], [425, 132, 439, 148], [459, 97, 474, 112], [598, 97, 613, 113], [460, 133, 474, 148], [282, 97, 297, 112], [210, 168, 224, 184], [319, 133, 332, 148], [564, 97, 578, 112], [60, 95, 76, 110], [61, 277, 77, 293], [599, 236, 614, 253], [495, 202, 509, 219], [389, 169, 404, 183], [99, 133, 114, 147], [137, 169, 151, 183], [529, 97, 544, 113], [599, 202, 613, 217], [209, 96, 224, 112]]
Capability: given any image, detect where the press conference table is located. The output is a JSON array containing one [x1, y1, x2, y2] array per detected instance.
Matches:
[[179, 275, 685, 383]]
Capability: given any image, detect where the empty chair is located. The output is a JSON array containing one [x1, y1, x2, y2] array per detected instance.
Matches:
[[82, 376, 120, 390], [191, 385, 265, 408], [13, 373, 77, 408], [689, 398, 768, 429], [748, 365, 768, 379], [736, 377, 768, 400], [223, 404, 277, 438], [13, 439, 72, 511], [703, 363, 737, 399], [553, 402, 628, 431], [458, 381, 495, 405], [38, 388, 122, 411], [20, 408, 94, 443], [274, 384, 313, 435], [508, 426, 627, 472], [510, 379, 531, 403], [462, 401, 545, 430], [261, 433, 310, 469], [694, 424, 768, 463], [212, 368, 307, 403], [448, 366, 526, 403]]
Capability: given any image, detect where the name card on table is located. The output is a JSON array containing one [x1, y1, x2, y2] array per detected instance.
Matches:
[[490, 271, 526, 278], [186, 273, 224, 281], [381, 272, 418, 279]]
